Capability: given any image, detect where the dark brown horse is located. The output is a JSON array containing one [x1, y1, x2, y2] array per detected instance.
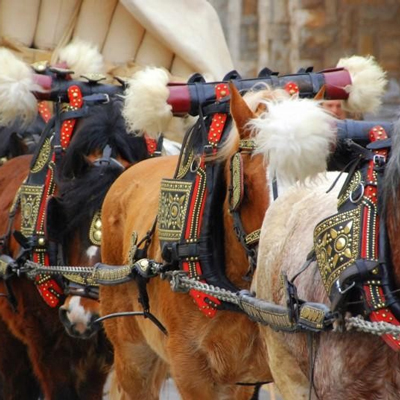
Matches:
[[0, 98, 149, 400]]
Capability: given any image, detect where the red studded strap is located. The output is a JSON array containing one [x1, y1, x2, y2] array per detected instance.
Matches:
[[60, 86, 83, 149], [284, 81, 299, 96], [34, 86, 84, 307], [208, 83, 229, 150], [181, 83, 230, 318], [361, 126, 400, 350], [38, 101, 52, 123]]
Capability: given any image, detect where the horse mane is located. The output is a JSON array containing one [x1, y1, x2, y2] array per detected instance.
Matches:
[[382, 117, 400, 221], [53, 99, 148, 247]]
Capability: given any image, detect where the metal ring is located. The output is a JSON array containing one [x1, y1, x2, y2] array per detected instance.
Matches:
[[349, 182, 364, 204], [190, 155, 201, 173]]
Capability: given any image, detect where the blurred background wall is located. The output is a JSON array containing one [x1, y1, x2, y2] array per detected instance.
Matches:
[[209, 0, 400, 120]]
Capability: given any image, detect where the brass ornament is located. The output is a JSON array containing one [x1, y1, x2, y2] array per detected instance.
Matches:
[[31, 138, 52, 173], [238, 139, 256, 152], [158, 179, 193, 241], [230, 153, 243, 211], [299, 305, 325, 329], [31, 60, 49, 73], [20, 184, 45, 237], [245, 229, 261, 246], [89, 211, 102, 246], [80, 73, 107, 83], [314, 208, 361, 293]]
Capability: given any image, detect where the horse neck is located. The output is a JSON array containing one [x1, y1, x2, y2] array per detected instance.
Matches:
[[223, 153, 269, 287]]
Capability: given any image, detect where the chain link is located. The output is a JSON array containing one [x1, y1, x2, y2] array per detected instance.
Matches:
[[21, 260, 400, 337], [167, 271, 240, 304], [345, 315, 400, 337]]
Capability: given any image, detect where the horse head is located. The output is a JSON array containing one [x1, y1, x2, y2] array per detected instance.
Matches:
[[49, 98, 148, 338]]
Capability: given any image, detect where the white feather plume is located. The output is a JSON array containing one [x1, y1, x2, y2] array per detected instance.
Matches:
[[122, 67, 172, 138], [58, 39, 104, 79], [0, 48, 43, 126], [338, 55, 387, 114], [250, 97, 336, 184]]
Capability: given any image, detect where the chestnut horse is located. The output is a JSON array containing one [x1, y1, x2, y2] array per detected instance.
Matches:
[[98, 83, 337, 399], [0, 99, 148, 399], [253, 120, 400, 399]]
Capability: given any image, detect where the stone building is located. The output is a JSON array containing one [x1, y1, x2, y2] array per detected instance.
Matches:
[[209, 0, 400, 120]]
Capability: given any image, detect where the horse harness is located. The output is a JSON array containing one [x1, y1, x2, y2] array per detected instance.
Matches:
[[0, 79, 158, 308]]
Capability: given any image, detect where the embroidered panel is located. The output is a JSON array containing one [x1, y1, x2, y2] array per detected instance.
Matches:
[[158, 179, 193, 242], [314, 207, 361, 293], [20, 184, 45, 237]]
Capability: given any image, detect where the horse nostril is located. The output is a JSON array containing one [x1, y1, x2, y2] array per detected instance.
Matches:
[[59, 307, 71, 326]]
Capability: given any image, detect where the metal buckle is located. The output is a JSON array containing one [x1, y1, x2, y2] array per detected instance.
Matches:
[[373, 154, 386, 167], [190, 155, 201, 173], [350, 182, 364, 204], [335, 279, 356, 294]]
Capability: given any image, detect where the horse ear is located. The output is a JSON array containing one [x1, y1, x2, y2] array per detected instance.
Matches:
[[229, 82, 256, 138], [314, 85, 326, 100]]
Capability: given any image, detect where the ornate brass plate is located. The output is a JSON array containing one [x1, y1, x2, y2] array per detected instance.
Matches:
[[20, 184, 45, 237], [314, 207, 361, 293], [158, 179, 193, 241]]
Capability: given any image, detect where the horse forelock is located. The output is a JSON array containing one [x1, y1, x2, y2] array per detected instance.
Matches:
[[52, 99, 148, 247], [382, 117, 400, 222], [59, 99, 148, 180]]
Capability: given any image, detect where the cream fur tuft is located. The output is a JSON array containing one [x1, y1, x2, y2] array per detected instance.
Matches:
[[0, 48, 42, 126], [251, 98, 336, 184], [338, 55, 387, 114], [123, 67, 172, 138], [58, 39, 104, 79]]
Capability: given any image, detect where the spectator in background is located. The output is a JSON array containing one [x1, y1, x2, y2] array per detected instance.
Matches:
[[321, 99, 347, 120]]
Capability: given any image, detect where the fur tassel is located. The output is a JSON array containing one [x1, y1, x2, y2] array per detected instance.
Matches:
[[0, 48, 42, 126], [250, 98, 336, 184], [58, 39, 104, 79], [122, 67, 172, 138], [338, 55, 387, 114]]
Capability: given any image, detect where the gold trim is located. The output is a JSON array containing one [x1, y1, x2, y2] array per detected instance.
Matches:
[[245, 229, 261, 246], [176, 150, 194, 179], [31, 138, 52, 173], [89, 211, 102, 246], [240, 300, 294, 329], [230, 153, 243, 210], [238, 139, 256, 152], [314, 208, 361, 293], [63, 273, 99, 287], [299, 305, 325, 329], [338, 171, 362, 208], [20, 184, 45, 237], [158, 179, 193, 241]]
